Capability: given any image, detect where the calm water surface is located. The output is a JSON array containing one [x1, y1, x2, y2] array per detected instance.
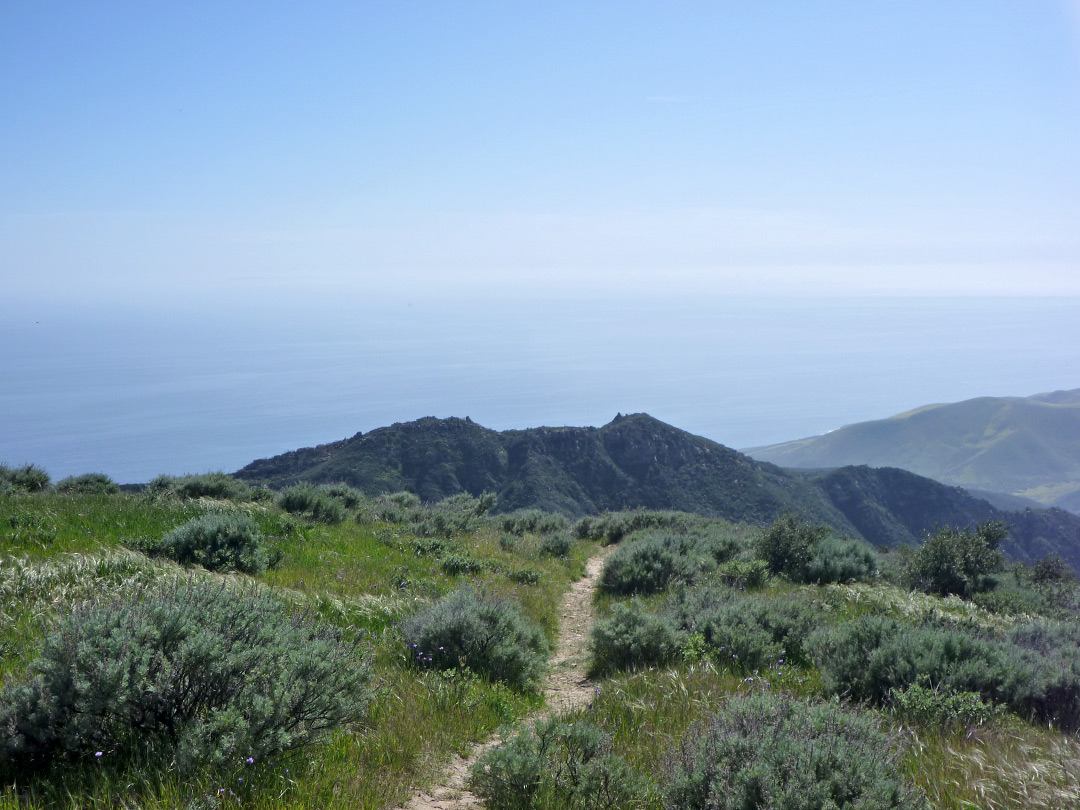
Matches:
[[2, 294, 1077, 483]]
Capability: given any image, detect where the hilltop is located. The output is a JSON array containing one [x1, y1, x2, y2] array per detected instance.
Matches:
[[234, 413, 1080, 571], [744, 388, 1080, 511]]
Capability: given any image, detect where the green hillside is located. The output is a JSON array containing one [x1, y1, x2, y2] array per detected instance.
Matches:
[[744, 388, 1080, 511], [7, 484, 1080, 809], [234, 414, 1080, 573]]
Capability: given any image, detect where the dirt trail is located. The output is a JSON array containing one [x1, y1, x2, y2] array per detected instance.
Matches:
[[399, 548, 612, 810]]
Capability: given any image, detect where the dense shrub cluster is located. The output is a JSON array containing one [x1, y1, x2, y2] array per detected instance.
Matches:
[[590, 584, 813, 676], [495, 509, 570, 536], [0, 463, 51, 493], [413, 491, 498, 537], [369, 491, 499, 536], [508, 567, 542, 585], [812, 615, 1080, 728], [402, 589, 549, 690], [599, 530, 739, 596], [905, 521, 1007, 597], [573, 510, 699, 544], [53, 472, 120, 495], [539, 532, 573, 557], [665, 694, 926, 810], [590, 601, 681, 675], [147, 472, 257, 502], [468, 718, 648, 810], [440, 552, 488, 576], [140, 513, 275, 573], [0, 579, 372, 777], [277, 483, 349, 523], [315, 482, 367, 510], [670, 586, 816, 671], [889, 679, 998, 730], [755, 515, 877, 584]]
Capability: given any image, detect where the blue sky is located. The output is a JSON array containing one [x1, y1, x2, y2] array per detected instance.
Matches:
[[3, 1, 1080, 305]]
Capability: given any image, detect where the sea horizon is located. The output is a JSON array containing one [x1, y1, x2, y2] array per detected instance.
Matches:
[[3, 292, 1077, 485]]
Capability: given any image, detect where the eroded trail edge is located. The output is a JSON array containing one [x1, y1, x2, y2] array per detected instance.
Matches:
[[401, 548, 612, 810]]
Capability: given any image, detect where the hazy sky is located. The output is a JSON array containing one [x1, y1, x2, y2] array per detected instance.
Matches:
[[3, 2, 1080, 305]]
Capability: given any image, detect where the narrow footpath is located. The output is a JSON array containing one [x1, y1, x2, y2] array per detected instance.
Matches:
[[400, 548, 612, 810]]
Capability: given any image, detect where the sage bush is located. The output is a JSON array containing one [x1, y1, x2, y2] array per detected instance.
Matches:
[[0, 579, 372, 777], [403, 589, 549, 690], [665, 694, 927, 810]]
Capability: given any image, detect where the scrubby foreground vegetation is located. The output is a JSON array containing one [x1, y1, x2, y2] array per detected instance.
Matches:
[[469, 512, 1080, 810], [4, 466, 1080, 809], [1, 472, 593, 808]]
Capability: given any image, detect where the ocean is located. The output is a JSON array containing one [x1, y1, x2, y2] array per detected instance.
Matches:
[[2, 293, 1077, 484]]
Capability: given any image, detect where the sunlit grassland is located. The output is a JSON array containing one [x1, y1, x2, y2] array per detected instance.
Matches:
[[0, 493, 205, 557], [0, 491, 589, 809]]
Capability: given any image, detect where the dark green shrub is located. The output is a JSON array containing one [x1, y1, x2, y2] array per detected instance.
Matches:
[[145, 513, 273, 574], [573, 510, 697, 544], [754, 515, 827, 582], [665, 694, 926, 810], [407, 493, 496, 537], [0, 463, 51, 493], [277, 483, 347, 524], [496, 509, 569, 536], [468, 717, 648, 810], [715, 559, 770, 589], [971, 584, 1048, 616], [811, 615, 1080, 728], [671, 586, 815, 671], [906, 521, 1007, 597], [316, 482, 367, 510], [147, 472, 252, 501], [403, 589, 549, 690], [806, 535, 878, 584], [0, 579, 371, 777], [441, 553, 487, 576], [384, 491, 421, 509], [690, 526, 741, 566], [508, 567, 542, 585], [889, 679, 998, 730], [412, 535, 451, 556], [54, 472, 120, 495], [540, 533, 573, 557], [599, 532, 696, 595], [590, 602, 679, 675]]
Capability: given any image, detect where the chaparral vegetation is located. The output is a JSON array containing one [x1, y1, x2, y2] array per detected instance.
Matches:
[[3, 466, 1080, 809]]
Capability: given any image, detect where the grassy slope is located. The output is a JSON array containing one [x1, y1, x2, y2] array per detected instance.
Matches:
[[6, 492, 1080, 809], [0, 491, 596, 809], [745, 389, 1080, 507]]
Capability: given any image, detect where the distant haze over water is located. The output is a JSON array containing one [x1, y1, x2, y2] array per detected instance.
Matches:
[[2, 294, 1077, 484]]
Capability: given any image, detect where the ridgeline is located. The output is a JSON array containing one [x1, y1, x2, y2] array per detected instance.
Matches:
[[235, 413, 1080, 571]]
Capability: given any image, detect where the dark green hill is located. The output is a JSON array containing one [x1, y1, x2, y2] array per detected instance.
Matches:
[[237, 414, 856, 529], [805, 465, 1077, 566], [744, 388, 1080, 511], [235, 413, 1080, 571]]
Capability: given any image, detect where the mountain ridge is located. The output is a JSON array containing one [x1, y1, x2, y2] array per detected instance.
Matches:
[[234, 412, 1080, 572]]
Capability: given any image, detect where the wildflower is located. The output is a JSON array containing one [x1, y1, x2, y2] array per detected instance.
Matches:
[[246, 757, 254, 764], [95, 751, 103, 758]]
